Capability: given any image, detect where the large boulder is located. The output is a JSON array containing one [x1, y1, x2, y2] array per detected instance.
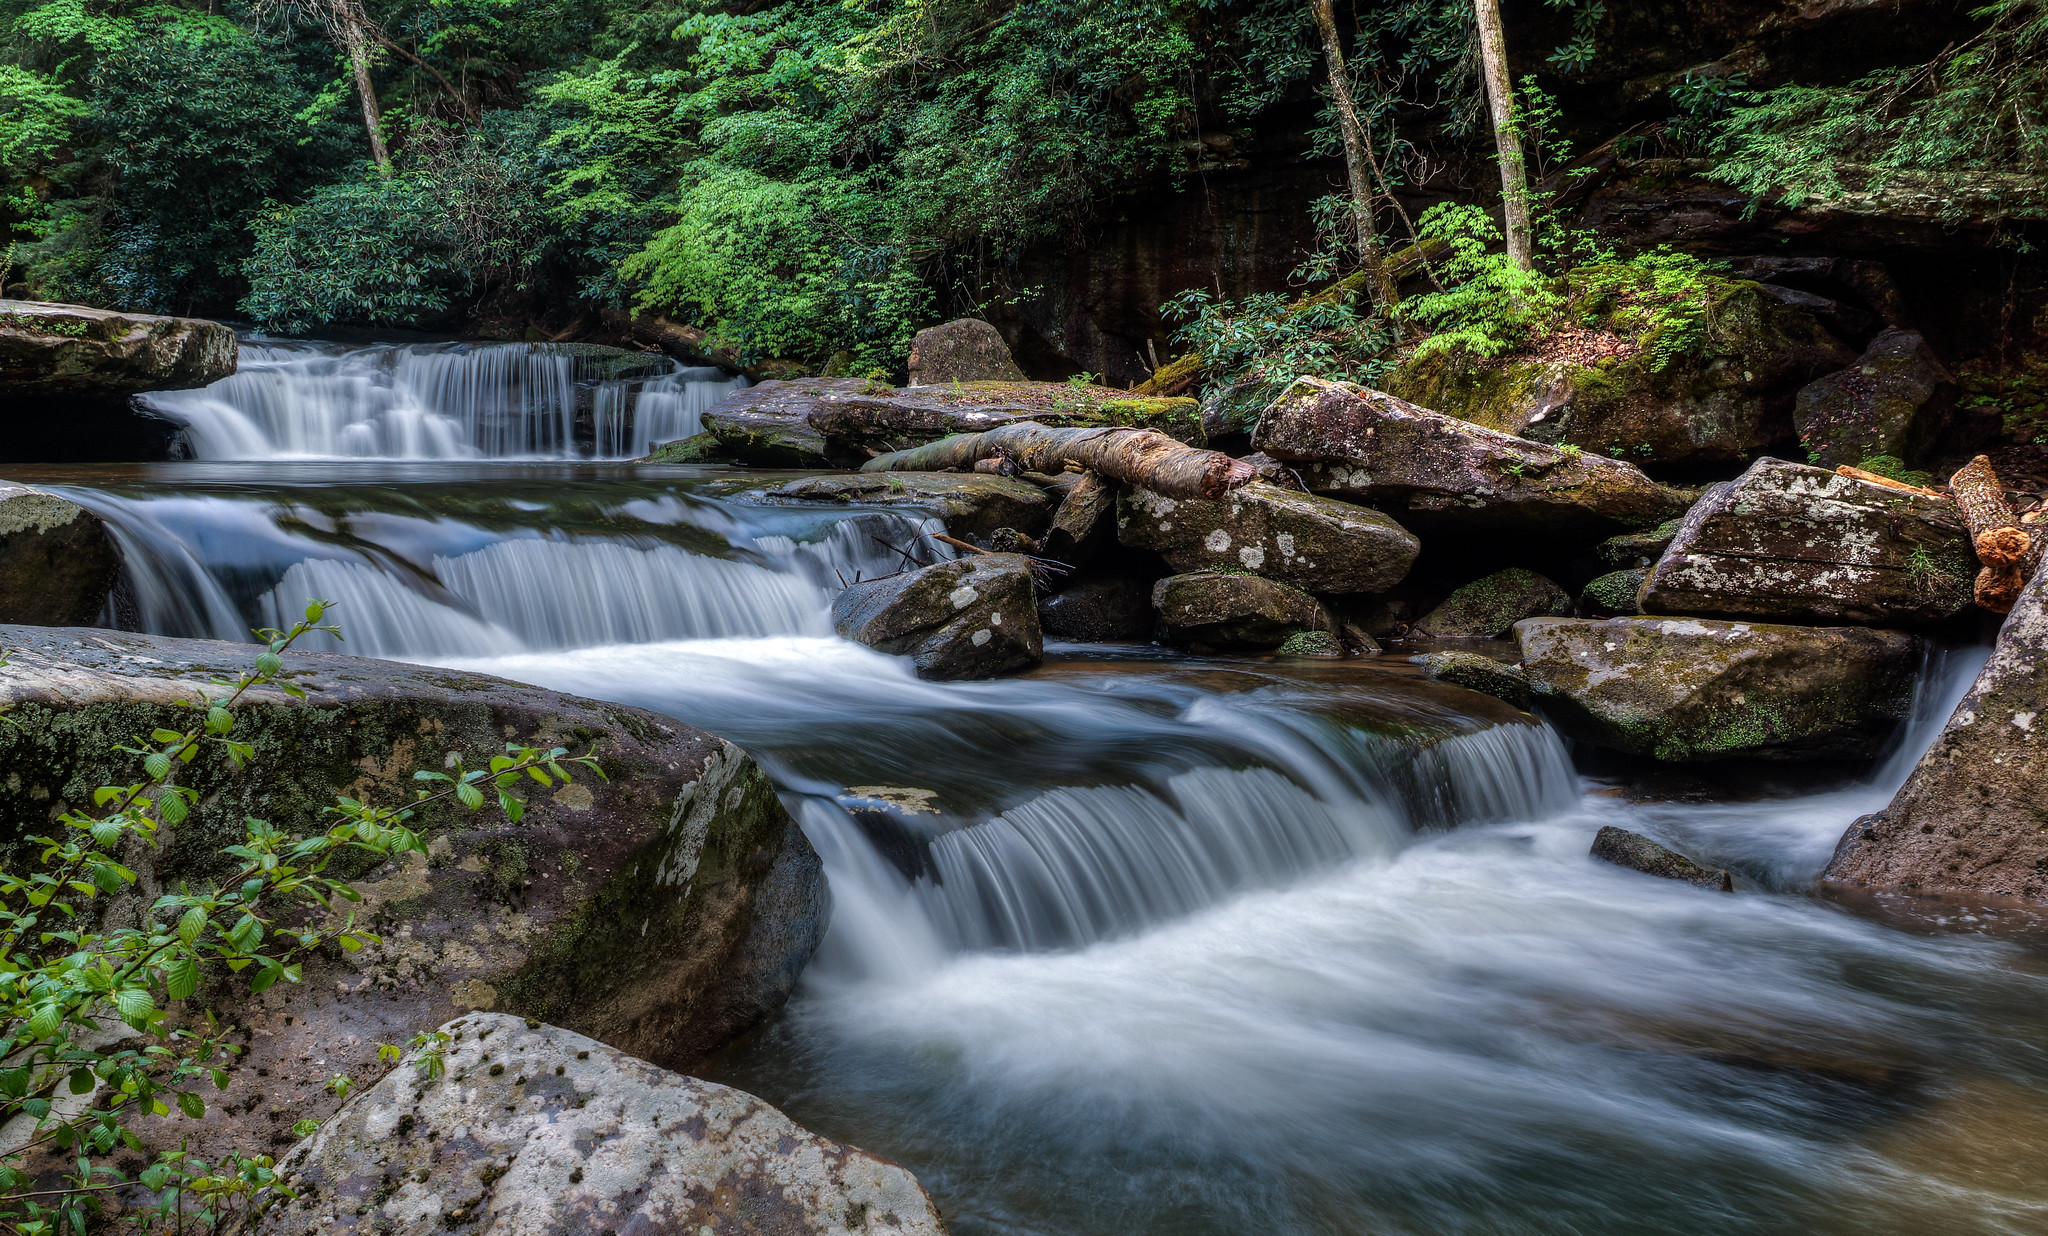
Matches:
[[1115, 481, 1419, 594], [0, 484, 121, 625], [1794, 328, 1959, 469], [1418, 649, 1532, 709], [258, 1014, 945, 1236], [1515, 616, 1924, 761], [1825, 570, 2048, 903], [0, 626, 822, 1164], [908, 317, 1027, 384], [758, 472, 1055, 542], [832, 554, 1042, 679], [1640, 457, 1977, 628], [1415, 568, 1572, 638], [1151, 571, 1325, 649], [1249, 377, 1691, 546], [699, 378, 854, 467], [0, 299, 235, 399]]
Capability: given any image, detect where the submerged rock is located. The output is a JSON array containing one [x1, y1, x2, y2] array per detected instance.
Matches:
[[759, 471, 1054, 541], [0, 484, 121, 625], [1825, 570, 2048, 902], [833, 554, 1042, 679], [1116, 481, 1420, 594], [1039, 570, 1153, 641], [1249, 376, 1691, 546], [1151, 571, 1325, 649], [1640, 457, 1976, 628], [1514, 615, 1923, 761], [258, 1014, 945, 1236], [1419, 649, 1532, 709], [908, 317, 1027, 384], [1794, 328, 1958, 468], [1590, 825, 1733, 891], [1415, 568, 1572, 638]]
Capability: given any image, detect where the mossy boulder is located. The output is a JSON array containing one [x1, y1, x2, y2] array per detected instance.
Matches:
[[1276, 629, 1346, 658], [1151, 571, 1326, 649], [1590, 826, 1732, 891], [699, 378, 850, 466], [1419, 649, 1532, 709], [1578, 568, 1648, 617], [758, 471, 1055, 542], [641, 431, 733, 464], [0, 298, 235, 399], [0, 484, 121, 625], [907, 317, 1026, 384], [1116, 480, 1420, 594], [1640, 457, 1976, 628], [1515, 615, 1924, 762], [1793, 328, 1959, 468], [1597, 519, 1683, 570], [1415, 568, 1571, 638], [832, 554, 1042, 679]]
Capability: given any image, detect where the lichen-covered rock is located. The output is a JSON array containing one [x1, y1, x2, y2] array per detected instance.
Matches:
[[257, 1014, 944, 1236], [1577, 568, 1648, 617], [1151, 571, 1325, 649], [1514, 616, 1924, 761], [1419, 649, 1531, 709], [0, 299, 235, 399], [0, 485, 120, 625], [1415, 568, 1571, 638], [1590, 826, 1732, 891], [1038, 571, 1152, 641], [1794, 329, 1958, 468], [1640, 457, 1976, 628], [1249, 377, 1691, 545], [1824, 570, 2048, 902], [1115, 481, 1419, 594], [908, 317, 1026, 384], [758, 472, 1054, 541], [833, 555, 1042, 679]]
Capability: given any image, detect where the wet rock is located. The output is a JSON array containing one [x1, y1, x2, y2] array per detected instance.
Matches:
[[1824, 570, 2048, 902], [1639, 457, 1976, 628], [1151, 571, 1325, 649], [1415, 568, 1572, 638], [1794, 328, 1958, 468], [700, 377, 852, 466], [1419, 650, 1531, 709], [1276, 629, 1346, 658], [1039, 571, 1153, 641], [0, 485, 121, 625], [758, 471, 1055, 541], [640, 430, 733, 463], [1577, 568, 1648, 617], [908, 317, 1027, 384], [1590, 826, 1733, 891], [1116, 480, 1420, 594], [0, 299, 235, 400], [1249, 376, 1691, 546], [833, 554, 1042, 679], [1514, 615, 1924, 761], [257, 1014, 944, 1236]]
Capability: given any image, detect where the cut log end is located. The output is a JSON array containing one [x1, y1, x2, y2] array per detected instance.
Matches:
[[1976, 525, 2031, 569], [1976, 566, 2024, 614]]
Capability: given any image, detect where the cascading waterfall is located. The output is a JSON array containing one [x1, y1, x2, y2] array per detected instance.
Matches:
[[592, 366, 743, 457]]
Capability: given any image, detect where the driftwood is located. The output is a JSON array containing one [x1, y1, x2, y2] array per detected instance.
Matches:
[[862, 422, 1256, 502], [1950, 454, 2032, 613], [1834, 464, 1943, 498], [1044, 470, 1116, 558]]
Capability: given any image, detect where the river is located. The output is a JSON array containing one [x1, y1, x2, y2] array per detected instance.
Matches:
[[11, 340, 2046, 1235]]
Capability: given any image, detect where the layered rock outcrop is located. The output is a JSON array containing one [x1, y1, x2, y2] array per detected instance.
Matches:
[[0, 299, 235, 400], [832, 554, 1043, 678], [758, 472, 1055, 542]]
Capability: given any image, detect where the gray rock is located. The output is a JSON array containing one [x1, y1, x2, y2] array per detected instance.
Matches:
[[1116, 481, 1419, 594], [908, 317, 1027, 384], [834, 554, 1042, 679], [1794, 328, 1957, 468], [759, 471, 1055, 541], [1276, 629, 1346, 658], [0, 485, 120, 625], [640, 430, 732, 463], [1577, 568, 1648, 617], [1640, 457, 1976, 628], [1515, 615, 1924, 761], [1039, 571, 1153, 641], [700, 378, 857, 466], [1825, 570, 2048, 902], [1419, 650, 1531, 709], [257, 1014, 944, 1236], [1151, 571, 1325, 649], [1415, 568, 1572, 638], [1596, 520, 1683, 570], [1249, 376, 1691, 545], [0, 298, 235, 399], [1590, 826, 1733, 891]]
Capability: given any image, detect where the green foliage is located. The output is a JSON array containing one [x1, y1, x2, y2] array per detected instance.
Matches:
[[1854, 454, 1936, 487], [1401, 204, 1562, 360], [1568, 248, 1722, 371], [0, 603, 599, 1233], [1164, 285, 1398, 428]]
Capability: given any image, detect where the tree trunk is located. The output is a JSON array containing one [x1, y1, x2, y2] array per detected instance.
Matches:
[[1473, 0, 1534, 270], [862, 423, 1257, 502], [1950, 454, 2032, 613], [1309, 0, 1399, 313], [344, 26, 392, 175]]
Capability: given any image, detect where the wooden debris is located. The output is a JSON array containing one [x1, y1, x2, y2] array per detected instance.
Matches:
[[1834, 464, 1944, 498], [1949, 454, 2032, 613], [863, 422, 1255, 501]]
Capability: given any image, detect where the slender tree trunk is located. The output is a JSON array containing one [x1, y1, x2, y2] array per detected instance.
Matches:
[[1309, 0, 1399, 313], [1472, 0, 1533, 270], [344, 25, 392, 175]]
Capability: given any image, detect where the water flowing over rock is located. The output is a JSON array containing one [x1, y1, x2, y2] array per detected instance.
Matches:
[[1514, 615, 1924, 761], [1419, 650, 1532, 709], [1794, 328, 1959, 468], [1249, 376, 1691, 545], [1415, 569, 1572, 638], [1115, 481, 1419, 594], [1590, 826, 1733, 891], [0, 484, 120, 625], [832, 555, 1042, 679], [757, 472, 1055, 542], [1151, 571, 1325, 648], [908, 317, 1027, 384], [256, 1014, 945, 1236], [1825, 570, 2048, 902], [1640, 457, 1976, 628]]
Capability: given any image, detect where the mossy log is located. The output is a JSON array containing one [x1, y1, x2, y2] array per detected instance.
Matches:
[[862, 422, 1256, 501], [1950, 454, 2031, 613]]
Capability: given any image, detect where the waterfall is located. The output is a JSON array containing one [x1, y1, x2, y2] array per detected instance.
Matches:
[[593, 366, 744, 457]]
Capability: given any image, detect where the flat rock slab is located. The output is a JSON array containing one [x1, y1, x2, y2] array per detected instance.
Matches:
[[0, 484, 120, 625], [1515, 615, 1924, 762], [1249, 376, 1690, 544], [1116, 481, 1419, 594], [1591, 825, 1733, 891], [0, 298, 235, 398], [1826, 571, 2048, 902], [1152, 571, 1325, 648], [757, 472, 1055, 541], [833, 554, 1042, 679], [1416, 568, 1571, 638], [1641, 457, 1975, 628], [258, 1013, 944, 1236]]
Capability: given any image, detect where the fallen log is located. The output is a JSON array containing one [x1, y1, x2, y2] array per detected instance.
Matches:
[[863, 422, 1256, 502], [1833, 464, 1943, 498], [1950, 454, 2032, 613]]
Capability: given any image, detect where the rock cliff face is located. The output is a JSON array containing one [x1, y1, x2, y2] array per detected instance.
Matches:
[[0, 300, 235, 460]]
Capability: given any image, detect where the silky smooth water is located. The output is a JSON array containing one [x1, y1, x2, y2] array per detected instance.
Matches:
[[13, 451, 2048, 1236]]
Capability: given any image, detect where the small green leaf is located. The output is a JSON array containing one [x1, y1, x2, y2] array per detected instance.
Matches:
[[455, 782, 484, 811], [67, 1068, 93, 1095], [143, 753, 171, 781], [177, 906, 206, 945], [177, 1090, 204, 1119], [253, 651, 282, 678], [164, 958, 198, 1001], [206, 706, 234, 734]]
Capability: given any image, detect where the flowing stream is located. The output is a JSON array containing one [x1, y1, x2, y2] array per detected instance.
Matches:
[[12, 341, 2048, 1236]]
